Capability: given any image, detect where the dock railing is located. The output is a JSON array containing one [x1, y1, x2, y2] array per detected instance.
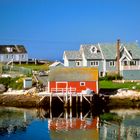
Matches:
[[51, 88, 76, 94]]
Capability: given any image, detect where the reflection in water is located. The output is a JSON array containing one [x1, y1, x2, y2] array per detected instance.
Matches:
[[0, 107, 140, 140], [100, 109, 140, 140], [0, 107, 36, 136]]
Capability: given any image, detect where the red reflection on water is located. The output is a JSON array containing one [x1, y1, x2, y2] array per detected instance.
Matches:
[[48, 117, 98, 131]]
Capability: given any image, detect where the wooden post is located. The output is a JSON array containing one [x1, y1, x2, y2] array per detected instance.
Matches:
[[50, 108, 52, 119], [70, 93, 72, 107], [76, 94, 78, 118], [76, 94, 78, 104], [80, 93, 83, 107], [64, 92, 68, 107], [50, 93, 52, 108]]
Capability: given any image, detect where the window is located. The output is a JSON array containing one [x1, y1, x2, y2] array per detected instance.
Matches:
[[109, 61, 115, 67], [75, 61, 81, 66], [100, 72, 103, 77], [90, 46, 97, 53], [130, 61, 136, 65], [80, 82, 85, 86], [124, 61, 128, 66], [90, 61, 99, 66]]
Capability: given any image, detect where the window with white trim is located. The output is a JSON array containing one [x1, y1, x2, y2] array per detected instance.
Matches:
[[80, 82, 85, 86], [109, 61, 115, 67], [75, 61, 81, 66], [130, 61, 136, 65], [90, 46, 97, 53], [90, 61, 99, 66]]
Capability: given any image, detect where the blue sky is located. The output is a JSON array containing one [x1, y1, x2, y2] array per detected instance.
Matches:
[[0, 0, 140, 61]]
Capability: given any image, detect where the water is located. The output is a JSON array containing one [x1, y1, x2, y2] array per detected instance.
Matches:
[[0, 107, 140, 140]]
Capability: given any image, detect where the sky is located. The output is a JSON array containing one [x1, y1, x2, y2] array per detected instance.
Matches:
[[0, 0, 140, 61]]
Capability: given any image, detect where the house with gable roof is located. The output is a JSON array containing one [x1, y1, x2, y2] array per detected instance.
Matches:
[[0, 45, 28, 63], [63, 40, 140, 80]]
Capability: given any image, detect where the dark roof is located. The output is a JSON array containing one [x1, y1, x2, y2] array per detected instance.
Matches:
[[48, 67, 98, 81], [0, 45, 27, 54]]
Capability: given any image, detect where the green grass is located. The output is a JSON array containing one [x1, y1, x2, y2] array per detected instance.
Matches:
[[15, 63, 50, 71], [99, 80, 140, 90]]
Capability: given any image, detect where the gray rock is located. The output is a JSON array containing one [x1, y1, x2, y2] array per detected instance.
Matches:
[[0, 84, 6, 93]]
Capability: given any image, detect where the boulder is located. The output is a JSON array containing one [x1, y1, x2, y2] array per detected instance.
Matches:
[[0, 84, 6, 93]]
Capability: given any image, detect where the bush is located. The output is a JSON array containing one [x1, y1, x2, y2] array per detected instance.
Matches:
[[0, 77, 23, 90], [99, 74, 123, 81]]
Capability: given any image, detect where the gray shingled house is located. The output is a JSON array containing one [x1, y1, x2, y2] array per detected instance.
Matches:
[[63, 40, 140, 80], [0, 45, 28, 63]]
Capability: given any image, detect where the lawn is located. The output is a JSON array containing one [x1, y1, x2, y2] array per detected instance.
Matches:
[[15, 63, 51, 71], [99, 80, 140, 90]]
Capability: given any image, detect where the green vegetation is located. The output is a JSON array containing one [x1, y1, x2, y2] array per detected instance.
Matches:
[[99, 74, 123, 81], [0, 109, 23, 119], [99, 80, 140, 90], [100, 113, 122, 123], [0, 77, 23, 91], [15, 63, 51, 71]]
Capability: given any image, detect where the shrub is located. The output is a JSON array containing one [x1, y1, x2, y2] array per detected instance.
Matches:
[[99, 74, 123, 81], [0, 77, 23, 90]]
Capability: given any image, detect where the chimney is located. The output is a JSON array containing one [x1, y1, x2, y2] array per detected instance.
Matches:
[[116, 39, 120, 75]]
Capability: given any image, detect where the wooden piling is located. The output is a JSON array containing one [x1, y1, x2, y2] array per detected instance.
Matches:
[[50, 93, 52, 108], [80, 94, 83, 107], [64, 92, 68, 107], [70, 93, 72, 107]]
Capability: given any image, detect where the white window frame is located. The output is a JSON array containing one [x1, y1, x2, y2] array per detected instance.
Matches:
[[80, 82, 85, 86], [75, 61, 81, 67], [90, 61, 99, 66], [90, 46, 97, 53], [109, 61, 115, 67], [130, 60, 136, 66]]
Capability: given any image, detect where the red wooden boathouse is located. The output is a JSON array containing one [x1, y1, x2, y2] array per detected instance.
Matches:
[[47, 67, 99, 94]]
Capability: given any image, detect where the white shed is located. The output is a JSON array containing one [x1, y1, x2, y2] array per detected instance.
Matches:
[[23, 78, 32, 89]]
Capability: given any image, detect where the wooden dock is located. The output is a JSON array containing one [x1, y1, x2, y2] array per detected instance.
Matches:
[[39, 92, 94, 108]]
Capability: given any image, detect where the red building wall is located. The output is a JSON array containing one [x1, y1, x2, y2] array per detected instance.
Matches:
[[49, 81, 97, 93]]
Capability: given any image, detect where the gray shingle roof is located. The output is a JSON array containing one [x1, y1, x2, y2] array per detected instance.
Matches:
[[80, 44, 102, 60], [100, 43, 117, 60], [64, 42, 140, 60], [0, 45, 27, 54], [64, 51, 82, 60], [123, 43, 140, 59]]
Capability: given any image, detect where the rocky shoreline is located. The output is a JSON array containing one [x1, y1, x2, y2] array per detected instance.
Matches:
[[0, 95, 41, 108], [106, 90, 140, 108], [0, 90, 140, 108]]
